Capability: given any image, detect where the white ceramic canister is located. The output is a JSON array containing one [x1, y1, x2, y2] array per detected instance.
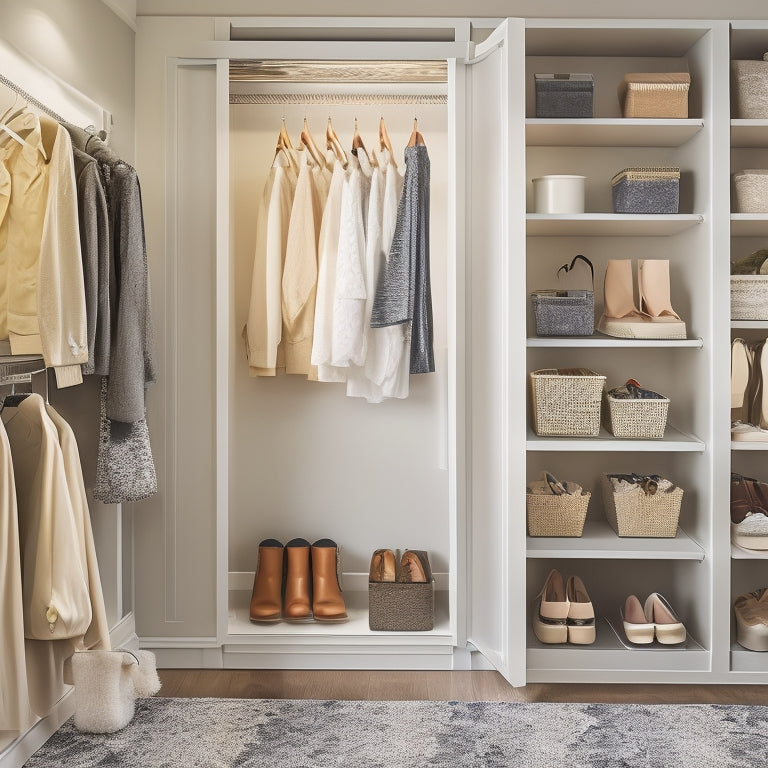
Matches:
[[532, 175, 586, 214]]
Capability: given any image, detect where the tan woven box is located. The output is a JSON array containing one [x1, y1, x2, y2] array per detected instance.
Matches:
[[733, 170, 768, 213], [530, 368, 606, 436], [603, 393, 669, 439], [601, 474, 683, 537], [731, 275, 768, 320], [526, 491, 590, 537], [368, 550, 434, 632], [731, 58, 768, 119], [619, 73, 691, 118]]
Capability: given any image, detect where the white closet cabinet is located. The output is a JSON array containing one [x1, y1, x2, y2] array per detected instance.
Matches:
[[134, 15, 764, 686], [134, 16, 525, 684]]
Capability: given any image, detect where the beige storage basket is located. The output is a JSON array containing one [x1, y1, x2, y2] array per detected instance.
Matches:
[[733, 170, 768, 213], [619, 73, 691, 118], [731, 275, 768, 320], [530, 369, 606, 436], [601, 474, 683, 537], [731, 58, 768, 119], [526, 491, 590, 537], [603, 392, 669, 439]]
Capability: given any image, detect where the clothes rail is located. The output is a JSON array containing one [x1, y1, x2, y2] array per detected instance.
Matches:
[[0, 355, 47, 382], [0, 73, 68, 124], [229, 92, 448, 106]]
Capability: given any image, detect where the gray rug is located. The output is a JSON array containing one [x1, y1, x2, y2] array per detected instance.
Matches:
[[23, 698, 768, 767]]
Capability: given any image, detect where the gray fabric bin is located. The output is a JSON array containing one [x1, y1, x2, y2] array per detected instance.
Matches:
[[611, 167, 680, 214], [535, 74, 594, 118], [531, 290, 594, 336], [368, 550, 434, 632], [731, 57, 768, 119]]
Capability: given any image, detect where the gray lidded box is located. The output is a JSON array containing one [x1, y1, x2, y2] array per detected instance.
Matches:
[[535, 73, 594, 118], [611, 167, 680, 214], [369, 550, 434, 632]]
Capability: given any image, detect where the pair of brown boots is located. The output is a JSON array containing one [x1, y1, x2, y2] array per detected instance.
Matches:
[[369, 549, 428, 583], [249, 538, 347, 623]]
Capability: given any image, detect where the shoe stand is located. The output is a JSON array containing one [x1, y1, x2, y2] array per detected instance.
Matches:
[[729, 22, 768, 678]]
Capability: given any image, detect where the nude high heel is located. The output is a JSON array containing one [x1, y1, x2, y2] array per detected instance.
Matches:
[[249, 539, 284, 623], [311, 539, 348, 622], [283, 538, 313, 622], [533, 569, 569, 644], [621, 594, 655, 644], [731, 338, 752, 422], [637, 259, 686, 339], [566, 575, 595, 645], [597, 259, 649, 339], [644, 592, 687, 645]]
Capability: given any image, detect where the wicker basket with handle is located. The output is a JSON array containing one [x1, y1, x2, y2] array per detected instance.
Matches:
[[603, 392, 669, 439], [530, 368, 606, 436], [526, 491, 591, 537], [601, 474, 683, 537]]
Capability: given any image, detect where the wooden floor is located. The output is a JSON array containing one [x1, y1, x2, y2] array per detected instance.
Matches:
[[158, 669, 768, 705]]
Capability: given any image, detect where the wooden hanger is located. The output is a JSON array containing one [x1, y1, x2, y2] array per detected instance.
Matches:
[[407, 117, 425, 148], [301, 117, 325, 167], [352, 117, 367, 153], [326, 117, 348, 168], [379, 116, 394, 156], [279, 118, 293, 150]]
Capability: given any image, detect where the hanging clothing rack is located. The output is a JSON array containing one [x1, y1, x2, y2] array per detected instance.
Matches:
[[230, 92, 447, 106], [0, 72, 68, 125]]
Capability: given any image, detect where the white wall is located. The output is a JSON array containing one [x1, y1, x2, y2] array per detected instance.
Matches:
[[136, 0, 768, 20]]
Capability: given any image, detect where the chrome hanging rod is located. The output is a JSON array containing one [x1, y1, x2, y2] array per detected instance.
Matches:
[[230, 93, 447, 106], [0, 73, 68, 124]]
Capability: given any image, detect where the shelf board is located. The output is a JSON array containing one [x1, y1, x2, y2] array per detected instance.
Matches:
[[731, 320, 768, 330], [526, 214, 703, 237], [731, 120, 768, 148], [731, 440, 768, 451], [526, 118, 703, 147], [527, 520, 704, 560], [526, 618, 708, 673], [527, 424, 705, 452], [731, 643, 768, 673], [225, 589, 453, 647], [731, 214, 768, 237], [731, 543, 768, 559], [527, 335, 703, 348]]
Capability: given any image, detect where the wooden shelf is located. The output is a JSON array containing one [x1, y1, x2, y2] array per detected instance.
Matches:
[[526, 118, 703, 147], [731, 214, 768, 237], [526, 214, 703, 237], [527, 335, 703, 348], [527, 425, 705, 452], [527, 520, 704, 560], [731, 120, 768, 148]]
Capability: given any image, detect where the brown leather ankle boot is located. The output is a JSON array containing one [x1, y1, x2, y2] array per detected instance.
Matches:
[[249, 539, 283, 622], [311, 539, 348, 622], [284, 538, 312, 621]]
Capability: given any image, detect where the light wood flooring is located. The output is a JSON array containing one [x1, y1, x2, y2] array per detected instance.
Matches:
[[158, 669, 768, 705]]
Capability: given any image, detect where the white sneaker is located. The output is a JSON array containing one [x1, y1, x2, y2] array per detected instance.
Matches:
[[732, 422, 768, 442], [732, 513, 768, 550]]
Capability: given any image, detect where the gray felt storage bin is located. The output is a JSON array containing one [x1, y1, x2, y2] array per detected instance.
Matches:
[[531, 291, 594, 336], [368, 550, 434, 632], [535, 74, 594, 118], [733, 170, 768, 213], [611, 167, 680, 214], [731, 57, 768, 119]]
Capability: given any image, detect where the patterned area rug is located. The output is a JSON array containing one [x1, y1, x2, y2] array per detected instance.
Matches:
[[24, 698, 768, 767]]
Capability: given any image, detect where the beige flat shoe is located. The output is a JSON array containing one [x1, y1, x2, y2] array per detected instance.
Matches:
[[566, 575, 595, 645], [637, 259, 687, 338], [621, 594, 655, 644], [644, 592, 686, 645], [533, 569, 569, 644]]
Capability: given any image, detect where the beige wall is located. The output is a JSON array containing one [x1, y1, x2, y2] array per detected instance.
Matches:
[[136, 0, 767, 20]]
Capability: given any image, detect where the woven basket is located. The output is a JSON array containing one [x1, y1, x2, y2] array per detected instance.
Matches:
[[526, 491, 590, 537], [733, 170, 768, 213], [731, 275, 768, 320], [531, 368, 606, 436], [620, 73, 690, 118], [731, 59, 768, 119], [601, 474, 683, 537], [368, 550, 434, 632], [603, 393, 669, 439]]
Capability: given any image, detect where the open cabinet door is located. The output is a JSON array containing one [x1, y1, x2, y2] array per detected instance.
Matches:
[[466, 18, 527, 686]]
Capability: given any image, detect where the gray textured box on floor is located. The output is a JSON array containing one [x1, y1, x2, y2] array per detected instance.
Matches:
[[611, 167, 680, 214], [731, 56, 768, 118], [368, 551, 434, 632], [535, 74, 594, 118]]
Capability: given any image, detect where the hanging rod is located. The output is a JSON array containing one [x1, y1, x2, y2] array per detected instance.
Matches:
[[0, 355, 46, 383], [230, 93, 448, 106], [0, 73, 68, 124]]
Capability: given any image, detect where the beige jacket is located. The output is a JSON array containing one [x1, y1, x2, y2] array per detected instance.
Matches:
[[0, 105, 88, 387], [0, 419, 33, 732]]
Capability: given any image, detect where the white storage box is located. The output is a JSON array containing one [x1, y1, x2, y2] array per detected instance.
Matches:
[[532, 175, 586, 214], [733, 170, 768, 213]]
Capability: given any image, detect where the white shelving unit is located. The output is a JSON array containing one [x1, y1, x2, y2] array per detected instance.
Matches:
[[730, 214, 768, 236], [527, 426, 705, 452], [526, 118, 704, 147], [526, 213, 703, 237], [527, 336, 704, 348]]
